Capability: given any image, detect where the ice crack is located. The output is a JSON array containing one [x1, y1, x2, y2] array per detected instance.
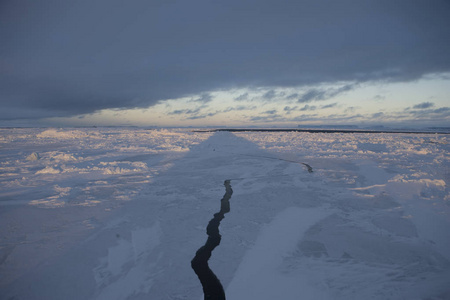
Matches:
[[191, 180, 232, 300]]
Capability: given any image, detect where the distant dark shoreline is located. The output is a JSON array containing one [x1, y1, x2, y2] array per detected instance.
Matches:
[[194, 128, 450, 134]]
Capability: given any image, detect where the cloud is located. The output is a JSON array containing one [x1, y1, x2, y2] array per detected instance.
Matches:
[[168, 103, 208, 116], [372, 112, 384, 118], [234, 93, 249, 101], [190, 94, 214, 103], [374, 95, 386, 101], [262, 90, 277, 100], [395, 105, 450, 125], [291, 114, 320, 122], [253, 104, 449, 125], [413, 102, 434, 109], [408, 106, 450, 116], [168, 108, 202, 115], [1, 0, 449, 121], [223, 105, 256, 112], [297, 84, 356, 103], [433, 107, 450, 114], [345, 106, 357, 113], [298, 89, 327, 103], [263, 109, 278, 115], [186, 112, 219, 120], [169, 105, 220, 120], [248, 109, 283, 122], [286, 93, 299, 100], [321, 103, 338, 109], [171, 104, 257, 120], [283, 106, 298, 114], [249, 114, 283, 122], [300, 105, 317, 111]]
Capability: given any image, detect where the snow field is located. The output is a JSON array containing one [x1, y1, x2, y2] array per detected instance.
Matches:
[[226, 207, 332, 300], [0, 128, 449, 299]]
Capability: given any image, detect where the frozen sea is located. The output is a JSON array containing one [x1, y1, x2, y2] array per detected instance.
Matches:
[[0, 127, 449, 299]]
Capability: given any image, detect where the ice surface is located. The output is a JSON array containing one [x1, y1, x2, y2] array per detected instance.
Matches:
[[226, 207, 332, 300], [0, 128, 449, 299]]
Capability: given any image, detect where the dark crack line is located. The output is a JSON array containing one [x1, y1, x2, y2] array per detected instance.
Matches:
[[191, 180, 232, 300], [243, 153, 313, 173], [213, 150, 313, 173]]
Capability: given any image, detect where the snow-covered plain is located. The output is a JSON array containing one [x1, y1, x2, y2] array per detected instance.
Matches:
[[0, 128, 449, 299]]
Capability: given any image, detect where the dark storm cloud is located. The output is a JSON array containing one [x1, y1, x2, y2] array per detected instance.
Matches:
[[1, 0, 449, 120]]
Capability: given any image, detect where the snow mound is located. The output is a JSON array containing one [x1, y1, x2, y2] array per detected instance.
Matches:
[[26, 152, 40, 161], [37, 129, 96, 139], [51, 153, 78, 161], [36, 166, 61, 174]]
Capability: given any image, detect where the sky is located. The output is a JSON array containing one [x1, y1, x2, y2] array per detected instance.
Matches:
[[1, 0, 449, 128]]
